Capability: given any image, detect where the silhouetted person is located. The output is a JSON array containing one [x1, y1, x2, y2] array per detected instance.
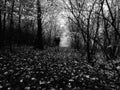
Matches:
[[54, 37, 60, 46]]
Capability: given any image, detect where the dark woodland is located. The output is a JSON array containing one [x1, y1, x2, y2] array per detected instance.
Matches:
[[0, 0, 120, 89]]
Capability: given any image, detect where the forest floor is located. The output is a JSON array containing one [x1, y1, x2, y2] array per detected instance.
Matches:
[[0, 46, 120, 90]]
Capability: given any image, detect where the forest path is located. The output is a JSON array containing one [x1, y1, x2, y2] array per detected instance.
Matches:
[[0, 46, 89, 89], [0, 46, 118, 89]]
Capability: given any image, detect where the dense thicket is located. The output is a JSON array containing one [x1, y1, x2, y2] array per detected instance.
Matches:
[[65, 0, 120, 61]]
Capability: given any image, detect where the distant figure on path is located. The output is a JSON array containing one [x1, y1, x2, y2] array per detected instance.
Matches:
[[54, 37, 60, 46]]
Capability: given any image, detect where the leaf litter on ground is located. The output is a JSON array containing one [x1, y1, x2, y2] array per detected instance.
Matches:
[[0, 46, 120, 90]]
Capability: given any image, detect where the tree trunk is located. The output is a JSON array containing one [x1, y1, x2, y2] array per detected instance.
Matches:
[[86, 0, 97, 64], [9, 0, 15, 52], [34, 0, 43, 50], [0, 6, 2, 49]]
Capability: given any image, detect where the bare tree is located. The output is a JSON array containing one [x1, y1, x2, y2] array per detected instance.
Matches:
[[85, 0, 97, 62], [34, 0, 44, 50], [18, 0, 22, 45]]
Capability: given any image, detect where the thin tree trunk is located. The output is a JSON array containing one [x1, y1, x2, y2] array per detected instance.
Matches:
[[86, 17, 91, 62], [0, 6, 2, 49], [106, 0, 120, 38], [34, 0, 43, 50], [18, 0, 22, 45], [3, 0, 7, 47], [91, 14, 100, 56]]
